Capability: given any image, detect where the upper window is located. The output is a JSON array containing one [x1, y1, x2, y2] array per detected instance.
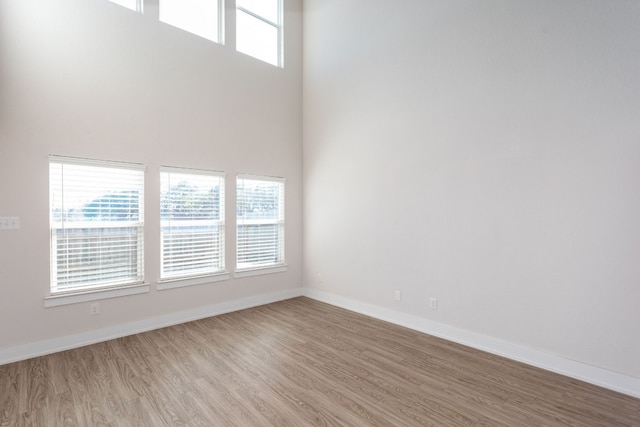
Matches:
[[236, 175, 285, 270], [236, 0, 282, 66], [160, 0, 223, 43], [108, 0, 143, 13], [160, 167, 225, 280], [49, 156, 145, 294]]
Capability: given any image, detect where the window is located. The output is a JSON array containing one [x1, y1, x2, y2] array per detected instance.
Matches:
[[236, 175, 285, 271], [49, 156, 145, 295], [108, 0, 143, 13], [160, 167, 225, 281], [236, 0, 282, 66], [160, 0, 223, 43]]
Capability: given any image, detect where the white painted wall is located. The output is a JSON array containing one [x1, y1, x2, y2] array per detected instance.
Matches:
[[0, 0, 302, 351], [303, 0, 640, 379]]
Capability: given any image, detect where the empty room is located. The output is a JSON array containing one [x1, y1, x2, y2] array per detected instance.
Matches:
[[1, 0, 639, 425]]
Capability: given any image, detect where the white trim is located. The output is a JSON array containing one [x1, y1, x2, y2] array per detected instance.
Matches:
[[234, 264, 288, 278], [157, 272, 230, 290], [237, 173, 285, 183], [218, 0, 225, 45], [49, 154, 145, 171], [277, 0, 283, 68], [44, 284, 150, 307], [4, 288, 303, 366], [160, 165, 225, 178], [303, 289, 640, 399]]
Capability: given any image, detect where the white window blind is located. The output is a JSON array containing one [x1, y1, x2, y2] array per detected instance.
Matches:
[[236, 175, 284, 270], [161, 167, 225, 280], [49, 156, 145, 294], [236, 0, 282, 66]]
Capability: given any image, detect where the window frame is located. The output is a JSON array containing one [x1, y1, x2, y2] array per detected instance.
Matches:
[[235, 174, 286, 276], [158, 166, 228, 288], [47, 156, 147, 303], [235, 0, 283, 67]]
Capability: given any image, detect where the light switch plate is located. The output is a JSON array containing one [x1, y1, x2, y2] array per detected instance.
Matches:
[[0, 217, 21, 229]]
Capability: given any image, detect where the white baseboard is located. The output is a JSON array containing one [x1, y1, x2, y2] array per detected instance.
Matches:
[[0, 288, 303, 366], [4, 287, 638, 399], [303, 288, 640, 399]]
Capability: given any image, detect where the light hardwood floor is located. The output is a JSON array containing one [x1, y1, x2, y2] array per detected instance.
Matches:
[[1, 297, 638, 426]]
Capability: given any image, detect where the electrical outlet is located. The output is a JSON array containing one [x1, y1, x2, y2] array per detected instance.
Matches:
[[89, 302, 100, 315], [429, 297, 438, 310], [394, 290, 402, 301]]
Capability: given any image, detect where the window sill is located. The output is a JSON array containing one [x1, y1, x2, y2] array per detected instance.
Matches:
[[157, 272, 230, 291], [44, 283, 150, 307], [234, 264, 288, 278]]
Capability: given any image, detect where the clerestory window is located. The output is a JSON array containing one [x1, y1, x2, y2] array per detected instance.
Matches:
[[108, 0, 143, 13], [160, 0, 223, 43], [236, 0, 282, 66]]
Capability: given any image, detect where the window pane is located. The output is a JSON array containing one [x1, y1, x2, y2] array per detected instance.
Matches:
[[160, 0, 220, 43], [236, 10, 278, 66], [161, 169, 225, 279], [108, 0, 140, 12], [49, 158, 145, 293], [237, 223, 282, 266], [237, 0, 279, 23], [53, 226, 143, 291], [50, 163, 144, 224]]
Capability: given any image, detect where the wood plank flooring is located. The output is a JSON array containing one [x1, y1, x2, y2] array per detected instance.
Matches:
[[1, 297, 639, 426]]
